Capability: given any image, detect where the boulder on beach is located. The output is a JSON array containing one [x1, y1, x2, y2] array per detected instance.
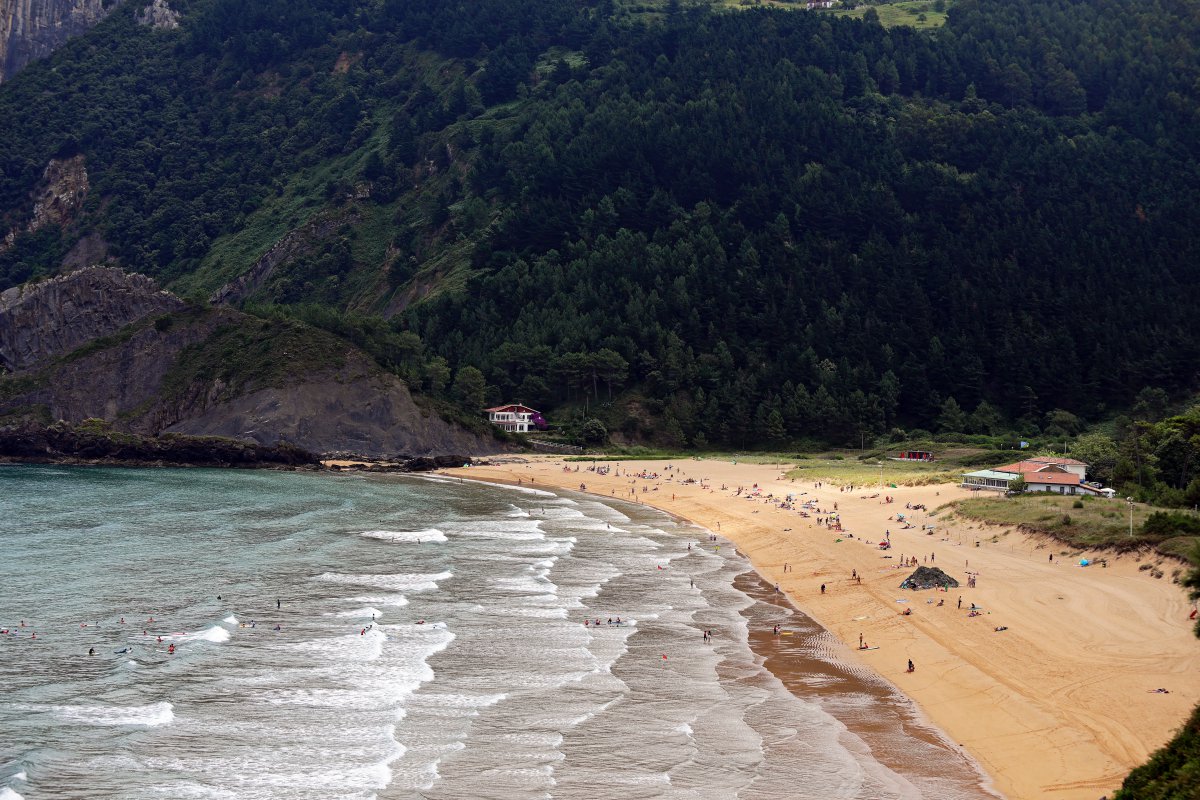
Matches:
[[899, 566, 959, 590]]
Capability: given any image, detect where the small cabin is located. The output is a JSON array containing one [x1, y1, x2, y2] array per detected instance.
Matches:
[[897, 450, 935, 462]]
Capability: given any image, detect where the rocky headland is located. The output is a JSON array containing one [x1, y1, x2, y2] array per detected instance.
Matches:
[[0, 267, 508, 460]]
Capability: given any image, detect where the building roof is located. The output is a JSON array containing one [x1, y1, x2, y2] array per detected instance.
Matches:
[[1022, 471, 1082, 486], [484, 404, 539, 414], [1031, 456, 1087, 466], [962, 470, 1018, 480], [995, 460, 1075, 475]]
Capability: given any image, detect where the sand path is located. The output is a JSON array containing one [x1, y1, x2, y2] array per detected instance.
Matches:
[[442, 456, 1200, 800]]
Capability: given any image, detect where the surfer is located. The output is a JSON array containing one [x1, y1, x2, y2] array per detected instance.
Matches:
[[88, 648, 95, 656]]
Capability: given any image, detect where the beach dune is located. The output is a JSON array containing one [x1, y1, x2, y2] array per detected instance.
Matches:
[[445, 456, 1200, 800]]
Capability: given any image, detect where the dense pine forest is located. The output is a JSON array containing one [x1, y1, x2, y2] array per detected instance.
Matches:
[[1, 0, 1199, 448]]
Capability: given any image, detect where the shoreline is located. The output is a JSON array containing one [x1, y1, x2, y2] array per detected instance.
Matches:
[[444, 456, 1200, 800]]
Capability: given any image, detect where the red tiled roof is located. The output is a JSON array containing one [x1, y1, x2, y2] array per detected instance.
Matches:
[[995, 461, 1041, 474], [484, 404, 539, 413], [1030, 456, 1087, 466], [1022, 471, 1081, 486], [995, 460, 1078, 474]]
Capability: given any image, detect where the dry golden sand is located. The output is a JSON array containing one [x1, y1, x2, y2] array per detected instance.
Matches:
[[442, 456, 1200, 800]]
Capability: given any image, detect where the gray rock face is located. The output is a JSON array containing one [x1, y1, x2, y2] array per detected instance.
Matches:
[[0, 267, 508, 458], [162, 360, 500, 458], [135, 0, 177, 29], [0, 0, 122, 83], [0, 266, 184, 372]]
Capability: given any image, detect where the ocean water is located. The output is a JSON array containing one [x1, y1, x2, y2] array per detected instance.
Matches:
[[0, 465, 997, 799]]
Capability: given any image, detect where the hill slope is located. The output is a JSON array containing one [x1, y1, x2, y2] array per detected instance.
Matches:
[[0, 0, 1197, 447], [0, 267, 503, 456]]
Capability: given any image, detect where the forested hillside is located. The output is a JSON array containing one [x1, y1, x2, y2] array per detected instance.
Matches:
[[1, 0, 1198, 446]]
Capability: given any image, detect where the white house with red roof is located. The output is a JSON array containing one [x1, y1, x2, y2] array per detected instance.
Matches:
[[485, 404, 541, 433], [994, 457, 1088, 480], [961, 455, 1100, 495]]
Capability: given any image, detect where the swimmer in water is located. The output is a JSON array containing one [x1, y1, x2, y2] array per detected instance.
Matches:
[[88, 647, 95, 656]]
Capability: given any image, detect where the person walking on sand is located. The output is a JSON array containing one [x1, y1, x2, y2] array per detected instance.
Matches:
[[858, 633, 863, 649], [957, 596, 962, 609], [907, 659, 914, 673]]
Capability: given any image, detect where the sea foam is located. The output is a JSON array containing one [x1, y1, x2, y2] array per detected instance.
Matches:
[[316, 571, 452, 592], [55, 701, 174, 727], [179, 625, 230, 643], [360, 528, 447, 543], [0, 788, 24, 800]]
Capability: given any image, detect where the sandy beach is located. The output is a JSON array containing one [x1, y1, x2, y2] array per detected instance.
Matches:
[[441, 456, 1200, 800]]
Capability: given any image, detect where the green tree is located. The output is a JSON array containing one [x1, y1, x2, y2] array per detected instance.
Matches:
[[452, 365, 487, 410], [1071, 433, 1118, 485], [937, 397, 968, 433], [424, 356, 451, 395], [969, 401, 1002, 435], [579, 417, 607, 444], [1133, 387, 1170, 423]]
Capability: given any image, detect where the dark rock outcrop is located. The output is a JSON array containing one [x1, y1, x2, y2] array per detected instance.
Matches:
[[0, 0, 123, 83], [899, 566, 959, 590], [2, 154, 90, 253], [0, 266, 184, 372], [0, 267, 508, 458], [0, 420, 318, 467], [157, 357, 501, 458]]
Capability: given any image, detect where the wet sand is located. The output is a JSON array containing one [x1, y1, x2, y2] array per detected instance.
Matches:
[[736, 572, 998, 798], [443, 456, 1200, 800]]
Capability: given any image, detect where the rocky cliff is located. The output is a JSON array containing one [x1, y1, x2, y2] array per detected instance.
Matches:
[[0, 267, 508, 457], [0, 0, 122, 83], [0, 265, 183, 372]]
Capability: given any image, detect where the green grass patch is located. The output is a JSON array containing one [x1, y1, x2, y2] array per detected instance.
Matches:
[[951, 494, 1200, 564], [156, 313, 349, 406], [831, 1, 950, 29], [788, 456, 959, 486]]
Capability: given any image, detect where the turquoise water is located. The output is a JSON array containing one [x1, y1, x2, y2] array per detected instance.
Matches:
[[0, 465, 995, 799]]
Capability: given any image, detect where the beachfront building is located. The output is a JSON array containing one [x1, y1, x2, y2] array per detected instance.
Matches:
[[961, 456, 1101, 495], [994, 457, 1088, 480], [1021, 471, 1104, 495], [961, 469, 1019, 492], [485, 404, 541, 433]]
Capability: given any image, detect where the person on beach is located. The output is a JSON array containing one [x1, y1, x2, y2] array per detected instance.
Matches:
[[820, 584, 826, 594], [858, 633, 863, 648], [907, 659, 914, 673], [957, 596, 962, 609]]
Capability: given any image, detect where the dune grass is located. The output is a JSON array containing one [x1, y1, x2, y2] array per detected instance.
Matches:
[[951, 493, 1200, 565]]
